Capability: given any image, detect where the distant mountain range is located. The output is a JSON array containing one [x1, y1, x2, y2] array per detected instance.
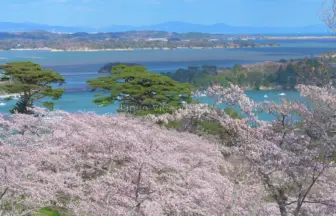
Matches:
[[0, 21, 331, 34]]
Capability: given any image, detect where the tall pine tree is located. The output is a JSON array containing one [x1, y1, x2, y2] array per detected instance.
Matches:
[[87, 65, 193, 115], [0, 62, 65, 114]]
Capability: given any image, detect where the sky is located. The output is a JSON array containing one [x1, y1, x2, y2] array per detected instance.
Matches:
[[0, 0, 326, 27]]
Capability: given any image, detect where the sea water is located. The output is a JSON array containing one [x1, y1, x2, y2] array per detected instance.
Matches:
[[0, 89, 301, 122]]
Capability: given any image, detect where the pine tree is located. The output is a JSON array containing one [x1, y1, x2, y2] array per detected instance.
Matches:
[[87, 65, 193, 115], [0, 62, 65, 114]]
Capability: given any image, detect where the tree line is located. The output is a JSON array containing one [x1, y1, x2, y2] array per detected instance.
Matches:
[[0, 38, 279, 50]]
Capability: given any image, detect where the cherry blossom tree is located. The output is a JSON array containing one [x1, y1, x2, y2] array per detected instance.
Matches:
[[209, 84, 336, 216], [216, 84, 336, 216]]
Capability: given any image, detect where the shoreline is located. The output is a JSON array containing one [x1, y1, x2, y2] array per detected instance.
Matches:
[[3, 45, 280, 52], [264, 36, 336, 40]]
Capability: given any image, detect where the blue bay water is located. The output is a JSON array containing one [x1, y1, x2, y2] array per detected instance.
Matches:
[[0, 39, 334, 118]]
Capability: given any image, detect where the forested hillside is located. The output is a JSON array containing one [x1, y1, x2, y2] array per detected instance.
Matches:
[[162, 57, 336, 90]]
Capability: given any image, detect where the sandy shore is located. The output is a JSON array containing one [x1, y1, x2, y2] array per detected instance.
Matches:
[[264, 36, 336, 40], [50, 48, 136, 52]]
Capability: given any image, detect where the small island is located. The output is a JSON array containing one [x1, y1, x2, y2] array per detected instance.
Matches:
[[98, 62, 141, 73]]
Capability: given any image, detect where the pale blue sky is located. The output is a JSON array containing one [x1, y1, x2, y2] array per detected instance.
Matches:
[[0, 0, 324, 27]]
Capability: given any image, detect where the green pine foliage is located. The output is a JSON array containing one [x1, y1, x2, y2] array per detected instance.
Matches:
[[224, 107, 243, 120], [0, 62, 65, 114], [87, 65, 194, 115], [9, 97, 27, 114], [162, 65, 219, 90], [275, 63, 297, 89]]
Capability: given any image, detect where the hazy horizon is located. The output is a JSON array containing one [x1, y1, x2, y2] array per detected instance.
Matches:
[[0, 0, 326, 28], [0, 21, 325, 29]]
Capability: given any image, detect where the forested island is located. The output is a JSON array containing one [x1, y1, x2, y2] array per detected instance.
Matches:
[[0, 30, 279, 51], [161, 56, 336, 90]]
